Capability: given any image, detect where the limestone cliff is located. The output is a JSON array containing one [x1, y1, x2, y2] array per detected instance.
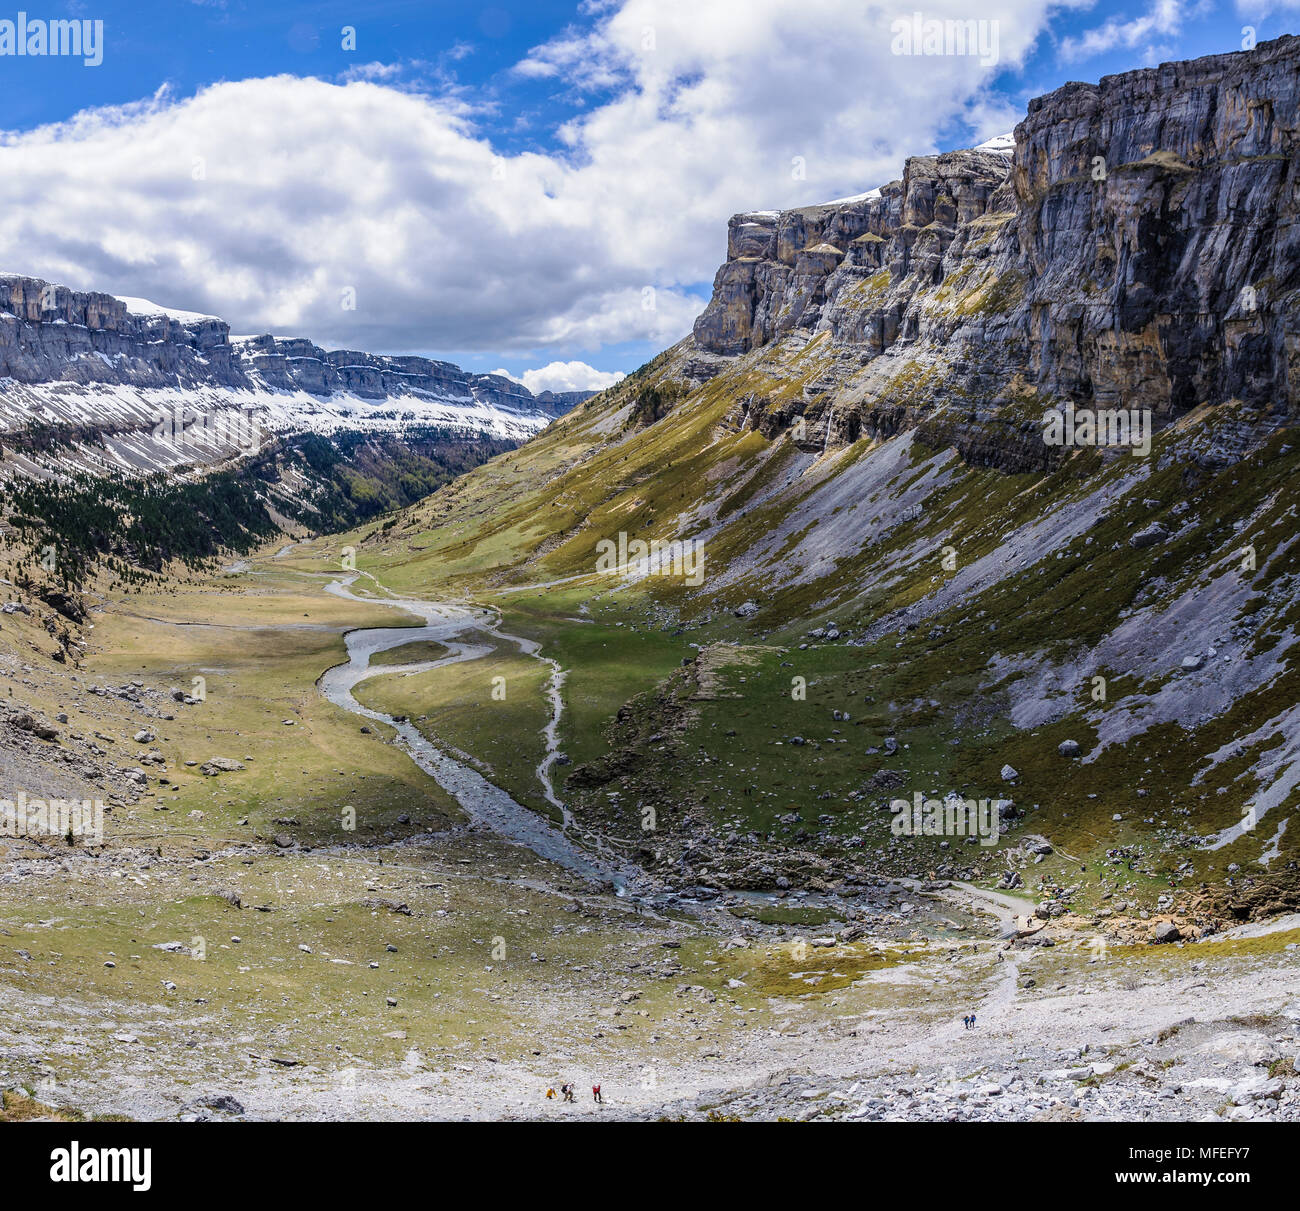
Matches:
[[691, 35, 1300, 468], [356, 36, 1300, 910]]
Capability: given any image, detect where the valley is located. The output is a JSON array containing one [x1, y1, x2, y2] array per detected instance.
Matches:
[[0, 522, 1297, 1123], [3, 33, 1300, 1126]]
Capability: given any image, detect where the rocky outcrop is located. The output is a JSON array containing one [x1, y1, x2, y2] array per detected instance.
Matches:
[[231, 334, 556, 414], [0, 277, 237, 388], [695, 148, 1012, 356], [692, 35, 1300, 456]]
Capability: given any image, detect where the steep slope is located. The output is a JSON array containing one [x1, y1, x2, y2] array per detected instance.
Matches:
[[692, 33, 1298, 460], [340, 35, 1300, 929]]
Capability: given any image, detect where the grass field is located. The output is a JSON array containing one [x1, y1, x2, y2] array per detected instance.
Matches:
[[76, 567, 465, 849]]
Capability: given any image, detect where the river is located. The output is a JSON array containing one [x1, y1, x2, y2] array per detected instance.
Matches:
[[317, 575, 643, 892]]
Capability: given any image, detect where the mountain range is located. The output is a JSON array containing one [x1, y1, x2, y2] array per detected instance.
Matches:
[[1, 30, 1299, 1128], [0, 273, 583, 481]]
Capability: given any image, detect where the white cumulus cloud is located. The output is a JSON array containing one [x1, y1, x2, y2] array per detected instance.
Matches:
[[0, 0, 1065, 361], [493, 361, 627, 394], [1058, 0, 1190, 62]]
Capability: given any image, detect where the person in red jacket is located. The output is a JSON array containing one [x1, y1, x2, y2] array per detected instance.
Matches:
[[592, 1084, 603, 1104]]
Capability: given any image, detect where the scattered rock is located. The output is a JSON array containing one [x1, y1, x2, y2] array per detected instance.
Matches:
[[363, 898, 412, 915], [6, 711, 60, 741], [196, 1094, 244, 1115]]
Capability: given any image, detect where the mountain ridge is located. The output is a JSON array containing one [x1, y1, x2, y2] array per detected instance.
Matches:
[[690, 32, 1299, 476], [0, 271, 586, 480]]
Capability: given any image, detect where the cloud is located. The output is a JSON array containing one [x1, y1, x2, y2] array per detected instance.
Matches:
[[0, 0, 1063, 359], [341, 61, 404, 82], [1058, 0, 1189, 62], [494, 361, 627, 394]]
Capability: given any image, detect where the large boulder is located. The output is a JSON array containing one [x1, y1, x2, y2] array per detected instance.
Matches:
[[6, 711, 59, 741], [1129, 523, 1170, 549]]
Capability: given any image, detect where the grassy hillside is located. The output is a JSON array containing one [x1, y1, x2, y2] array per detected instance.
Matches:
[[294, 336, 1300, 924]]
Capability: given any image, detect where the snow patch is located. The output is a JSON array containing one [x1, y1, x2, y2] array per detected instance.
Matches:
[[115, 296, 221, 324], [974, 132, 1015, 156]]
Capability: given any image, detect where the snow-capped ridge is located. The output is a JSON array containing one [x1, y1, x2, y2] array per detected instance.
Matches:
[[0, 271, 588, 478], [974, 132, 1015, 156]]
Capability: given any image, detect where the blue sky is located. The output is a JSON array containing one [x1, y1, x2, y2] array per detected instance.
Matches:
[[0, 0, 1293, 390]]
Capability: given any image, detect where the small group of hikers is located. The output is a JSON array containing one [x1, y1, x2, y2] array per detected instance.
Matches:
[[961, 1013, 978, 1030], [546, 1082, 602, 1104]]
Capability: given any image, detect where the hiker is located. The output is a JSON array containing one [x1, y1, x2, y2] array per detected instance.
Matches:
[[961, 1015, 969, 1029], [593, 1084, 603, 1104], [970, 1013, 977, 1029], [562, 1083, 575, 1102], [546, 1087, 556, 1100]]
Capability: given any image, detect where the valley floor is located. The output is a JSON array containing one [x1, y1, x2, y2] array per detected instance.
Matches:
[[4, 826, 1298, 1123], [1, 541, 1298, 1123]]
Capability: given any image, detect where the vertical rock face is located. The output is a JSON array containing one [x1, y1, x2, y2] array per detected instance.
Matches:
[[0, 278, 237, 386], [693, 147, 1012, 357], [231, 334, 542, 411], [692, 149, 1014, 357], [1011, 39, 1299, 420], [691, 35, 1300, 442]]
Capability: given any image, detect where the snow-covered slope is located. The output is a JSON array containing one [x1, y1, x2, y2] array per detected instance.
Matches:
[[0, 275, 576, 477]]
